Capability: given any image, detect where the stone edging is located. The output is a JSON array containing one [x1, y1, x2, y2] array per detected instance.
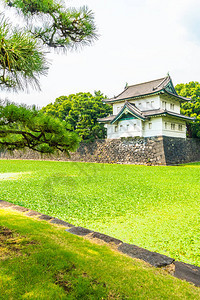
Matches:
[[0, 200, 200, 287]]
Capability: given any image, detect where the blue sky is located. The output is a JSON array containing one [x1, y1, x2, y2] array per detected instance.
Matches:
[[1, 0, 200, 107]]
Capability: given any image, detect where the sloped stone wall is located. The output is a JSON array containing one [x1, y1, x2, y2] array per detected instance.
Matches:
[[0, 137, 166, 165], [163, 137, 200, 165], [0, 136, 200, 165], [66, 137, 166, 165]]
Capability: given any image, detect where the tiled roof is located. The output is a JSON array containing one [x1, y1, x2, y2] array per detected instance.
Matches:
[[143, 109, 195, 121], [104, 76, 190, 103], [97, 115, 116, 122], [98, 102, 195, 124], [98, 102, 146, 123], [124, 101, 145, 119], [111, 102, 146, 124]]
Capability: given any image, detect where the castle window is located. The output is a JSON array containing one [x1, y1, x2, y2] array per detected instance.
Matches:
[[127, 124, 129, 131], [115, 126, 118, 132], [162, 101, 167, 109], [165, 122, 167, 129], [120, 125, 123, 131], [134, 124, 137, 130], [178, 124, 183, 131], [149, 123, 152, 129], [146, 102, 150, 109], [151, 101, 154, 108], [170, 103, 174, 110], [171, 123, 175, 130]]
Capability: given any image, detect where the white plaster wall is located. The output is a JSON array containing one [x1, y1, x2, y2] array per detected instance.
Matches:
[[106, 116, 187, 139], [143, 117, 163, 137], [131, 95, 160, 111], [107, 119, 142, 139], [112, 95, 181, 115], [112, 95, 161, 114], [162, 117, 186, 138], [159, 95, 180, 113], [113, 102, 125, 115]]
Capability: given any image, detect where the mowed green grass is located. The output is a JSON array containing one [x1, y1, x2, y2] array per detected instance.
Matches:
[[1, 208, 200, 299], [0, 159, 200, 267]]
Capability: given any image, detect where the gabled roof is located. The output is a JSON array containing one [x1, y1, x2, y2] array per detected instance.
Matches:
[[104, 76, 190, 103], [110, 102, 145, 124]]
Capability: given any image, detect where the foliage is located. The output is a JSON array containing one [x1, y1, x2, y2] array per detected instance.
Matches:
[[4, 0, 97, 50], [0, 16, 47, 91], [0, 0, 96, 152], [1, 0, 97, 91], [1, 209, 199, 299], [175, 81, 200, 101], [0, 101, 80, 154], [1, 160, 200, 267], [175, 81, 200, 137], [42, 91, 112, 141]]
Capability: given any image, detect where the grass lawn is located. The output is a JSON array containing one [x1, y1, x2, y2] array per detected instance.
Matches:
[[0, 160, 200, 267], [0, 208, 200, 299]]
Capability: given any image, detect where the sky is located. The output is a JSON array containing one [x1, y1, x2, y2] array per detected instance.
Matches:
[[0, 0, 200, 108]]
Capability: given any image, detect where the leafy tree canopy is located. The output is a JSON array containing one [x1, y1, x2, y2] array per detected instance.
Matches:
[[175, 81, 200, 138], [0, 101, 80, 154], [0, 0, 97, 154], [176, 81, 200, 103], [41, 91, 112, 142]]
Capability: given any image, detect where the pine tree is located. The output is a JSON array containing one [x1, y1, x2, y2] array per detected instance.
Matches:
[[0, 0, 97, 153]]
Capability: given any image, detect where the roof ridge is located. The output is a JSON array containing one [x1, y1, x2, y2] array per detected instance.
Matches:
[[127, 76, 167, 89], [163, 90, 191, 101], [142, 108, 164, 113], [111, 101, 145, 124], [152, 76, 170, 91], [113, 86, 129, 100], [126, 101, 144, 116], [105, 76, 191, 103], [113, 76, 167, 100]]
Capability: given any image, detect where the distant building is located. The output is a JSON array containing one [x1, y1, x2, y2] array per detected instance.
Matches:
[[99, 76, 194, 139]]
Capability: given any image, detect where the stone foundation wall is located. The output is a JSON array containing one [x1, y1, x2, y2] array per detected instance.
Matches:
[[66, 137, 166, 165], [0, 136, 200, 165], [163, 137, 200, 165]]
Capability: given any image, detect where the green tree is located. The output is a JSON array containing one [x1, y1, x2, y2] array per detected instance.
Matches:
[[0, 16, 48, 91], [1, 0, 97, 90], [42, 91, 112, 142], [4, 0, 97, 50], [0, 0, 97, 153], [0, 101, 80, 154], [175, 81, 200, 138]]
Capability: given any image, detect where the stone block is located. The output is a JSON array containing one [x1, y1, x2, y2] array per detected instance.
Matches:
[[50, 218, 75, 227], [12, 205, 29, 212], [26, 210, 42, 216], [118, 243, 174, 267], [0, 200, 15, 207], [66, 226, 93, 236], [174, 261, 200, 287], [38, 214, 54, 221], [90, 232, 123, 245]]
